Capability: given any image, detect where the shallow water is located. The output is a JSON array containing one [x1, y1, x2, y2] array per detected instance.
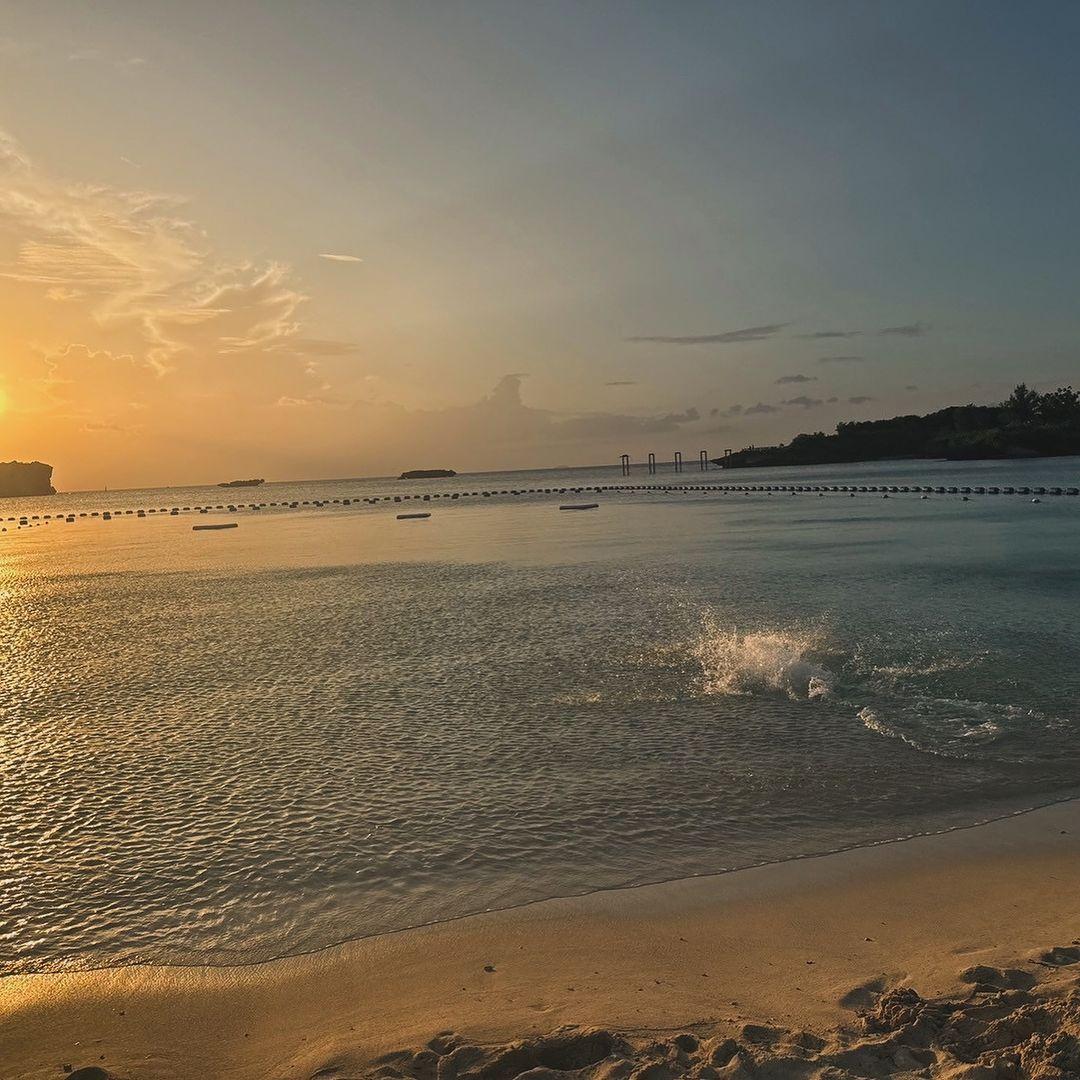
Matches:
[[2, 458, 1079, 974]]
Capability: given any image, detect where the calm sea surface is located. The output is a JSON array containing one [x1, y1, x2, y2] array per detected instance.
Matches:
[[2, 458, 1080, 975]]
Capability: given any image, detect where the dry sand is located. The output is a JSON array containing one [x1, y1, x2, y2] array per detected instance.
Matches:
[[3, 799, 1080, 1080]]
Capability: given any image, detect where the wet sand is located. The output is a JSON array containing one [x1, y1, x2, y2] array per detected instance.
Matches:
[[3, 799, 1079, 1080]]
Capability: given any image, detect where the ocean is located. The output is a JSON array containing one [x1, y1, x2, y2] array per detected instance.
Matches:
[[2, 456, 1079, 975]]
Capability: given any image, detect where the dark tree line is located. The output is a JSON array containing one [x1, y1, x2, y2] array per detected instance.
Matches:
[[722, 385, 1080, 468]]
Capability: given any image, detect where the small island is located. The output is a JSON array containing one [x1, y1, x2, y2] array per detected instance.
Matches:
[[217, 478, 265, 488], [399, 468, 457, 479], [718, 384, 1080, 468], [0, 460, 55, 498]]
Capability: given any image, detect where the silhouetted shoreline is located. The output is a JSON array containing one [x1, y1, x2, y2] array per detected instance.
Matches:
[[717, 384, 1080, 469]]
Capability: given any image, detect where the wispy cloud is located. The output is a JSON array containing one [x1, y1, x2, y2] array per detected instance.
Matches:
[[848, 395, 876, 405], [798, 322, 929, 340], [283, 338, 362, 356], [604, 380, 637, 386], [0, 126, 315, 389], [318, 253, 363, 263], [818, 355, 864, 364], [68, 49, 147, 69], [627, 322, 788, 345], [775, 373, 817, 385], [81, 419, 129, 433], [744, 402, 781, 415], [46, 286, 81, 302], [905, 384, 918, 391], [276, 393, 351, 409], [878, 322, 929, 336], [0, 129, 30, 169], [783, 395, 823, 408]]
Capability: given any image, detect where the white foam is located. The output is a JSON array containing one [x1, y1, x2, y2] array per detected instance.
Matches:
[[692, 615, 834, 700]]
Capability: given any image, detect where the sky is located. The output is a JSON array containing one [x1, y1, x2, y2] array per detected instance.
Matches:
[[1, 1, 1079, 490]]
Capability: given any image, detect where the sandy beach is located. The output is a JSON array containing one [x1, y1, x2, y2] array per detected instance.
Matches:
[[3, 798, 1079, 1080]]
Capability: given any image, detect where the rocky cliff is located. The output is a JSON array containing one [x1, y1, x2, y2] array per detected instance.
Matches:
[[0, 461, 56, 497]]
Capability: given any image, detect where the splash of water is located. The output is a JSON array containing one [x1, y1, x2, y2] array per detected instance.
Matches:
[[692, 615, 834, 700]]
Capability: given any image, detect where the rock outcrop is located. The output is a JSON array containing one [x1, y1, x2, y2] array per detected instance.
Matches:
[[0, 461, 55, 497]]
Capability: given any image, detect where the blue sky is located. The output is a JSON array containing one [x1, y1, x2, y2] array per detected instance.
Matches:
[[1, 1, 1078, 484]]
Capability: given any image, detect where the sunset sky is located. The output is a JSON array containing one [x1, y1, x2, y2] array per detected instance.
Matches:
[[2, 1, 1079, 490]]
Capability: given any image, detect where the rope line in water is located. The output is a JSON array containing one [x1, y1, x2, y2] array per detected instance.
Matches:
[[2, 479, 1076, 530]]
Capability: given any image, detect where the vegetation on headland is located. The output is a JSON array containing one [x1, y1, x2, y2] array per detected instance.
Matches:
[[717, 385, 1080, 468], [0, 460, 55, 497]]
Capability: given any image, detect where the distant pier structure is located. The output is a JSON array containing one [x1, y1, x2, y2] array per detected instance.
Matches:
[[620, 450, 708, 473]]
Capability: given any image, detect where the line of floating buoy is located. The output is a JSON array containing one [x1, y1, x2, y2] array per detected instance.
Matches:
[[5, 478, 1079, 535]]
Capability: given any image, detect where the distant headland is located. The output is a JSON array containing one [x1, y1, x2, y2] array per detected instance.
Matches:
[[399, 468, 457, 479], [0, 461, 55, 498], [218, 478, 265, 488], [717, 385, 1080, 469]]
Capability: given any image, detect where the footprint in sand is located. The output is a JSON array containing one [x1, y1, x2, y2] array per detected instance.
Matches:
[[958, 964, 1035, 991], [410, 1028, 621, 1080], [1033, 945, 1080, 967], [839, 975, 889, 1010]]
